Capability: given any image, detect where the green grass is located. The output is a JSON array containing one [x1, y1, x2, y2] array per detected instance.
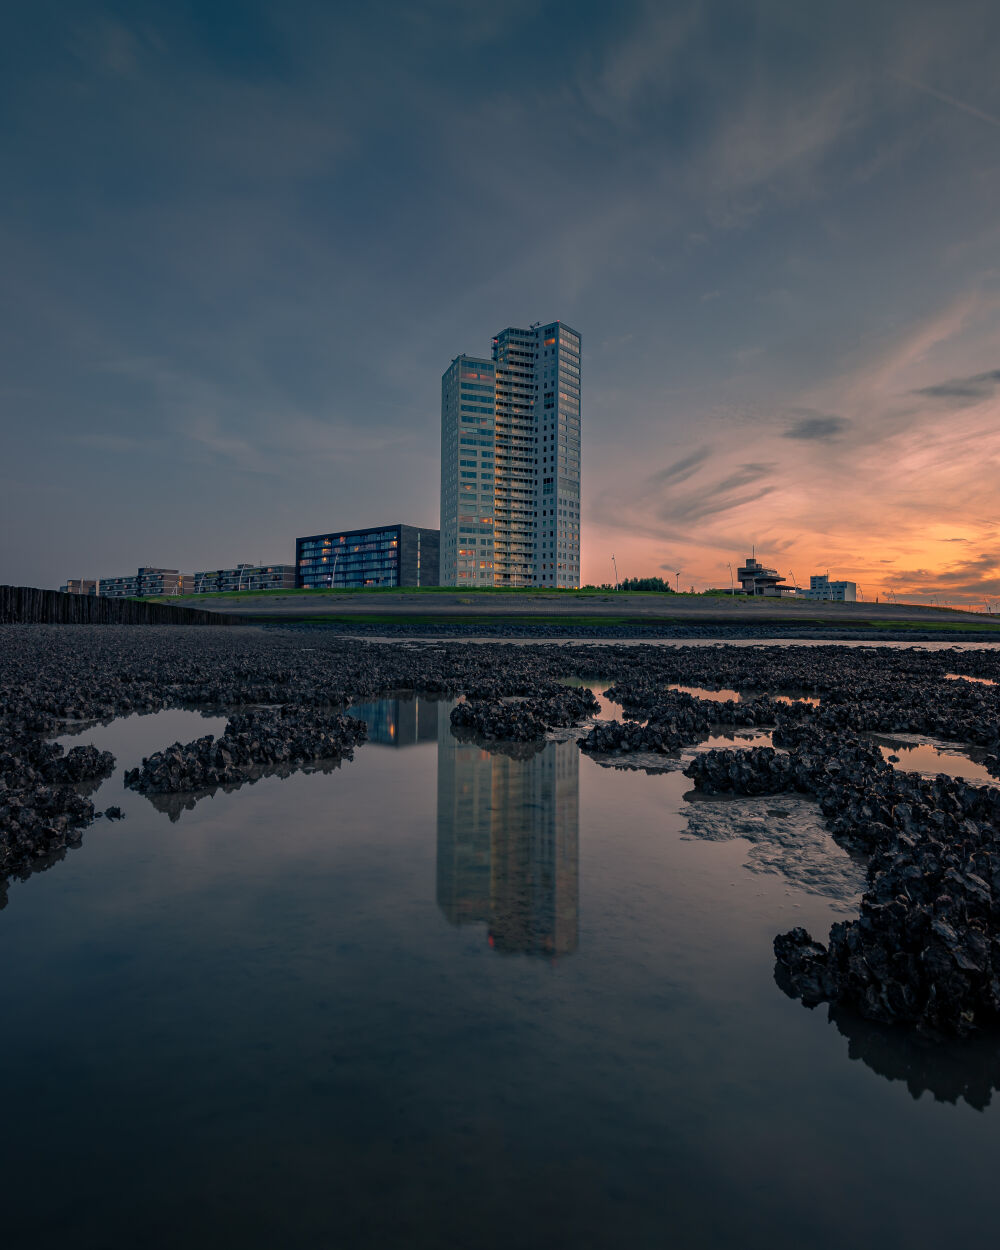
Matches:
[[866, 618, 1000, 633], [151, 585, 729, 604], [252, 613, 678, 626], [143, 585, 1000, 627], [238, 611, 1000, 632], [151, 587, 822, 608]]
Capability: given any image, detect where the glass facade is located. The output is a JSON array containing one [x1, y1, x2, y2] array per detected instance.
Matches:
[[297, 527, 402, 589], [440, 356, 497, 585], [296, 524, 439, 589], [440, 322, 581, 587]]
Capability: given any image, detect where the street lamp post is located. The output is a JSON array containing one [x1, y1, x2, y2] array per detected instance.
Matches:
[[611, 554, 619, 591]]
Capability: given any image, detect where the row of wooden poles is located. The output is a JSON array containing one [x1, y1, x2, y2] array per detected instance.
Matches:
[[0, 585, 248, 626]]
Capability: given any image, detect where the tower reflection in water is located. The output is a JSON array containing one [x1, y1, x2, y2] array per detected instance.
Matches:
[[436, 704, 579, 958], [348, 698, 439, 747]]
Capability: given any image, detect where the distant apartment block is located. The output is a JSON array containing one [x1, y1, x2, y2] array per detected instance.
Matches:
[[440, 320, 581, 588], [736, 555, 795, 597], [60, 580, 98, 595], [192, 564, 296, 594], [296, 524, 439, 589], [98, 568, 193, 597], [798, 574, 857, 602]]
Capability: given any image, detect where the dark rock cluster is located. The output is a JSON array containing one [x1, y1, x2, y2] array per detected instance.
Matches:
[[124, 706, 368, 795], [0, 724, 114, 906], [579, 689, 811, 758], [685, 723, 1000, 1036], [579, 717, 691, 755], [450, 686, 600, 743]]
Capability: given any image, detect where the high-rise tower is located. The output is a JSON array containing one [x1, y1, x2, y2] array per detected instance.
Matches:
[[440, 321, 581, 587]]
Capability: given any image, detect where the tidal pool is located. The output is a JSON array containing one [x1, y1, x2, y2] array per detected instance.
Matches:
[[666, 683, 820, 707], [869, 733, 997, 787], [2, 697, 999, 1249]]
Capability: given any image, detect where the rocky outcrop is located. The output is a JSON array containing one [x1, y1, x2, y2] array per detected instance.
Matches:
[[0, 727, 115, 900], [684, 723, 1000, 1036], [124, 707, 368, 795], [450, 686, 599, 743]]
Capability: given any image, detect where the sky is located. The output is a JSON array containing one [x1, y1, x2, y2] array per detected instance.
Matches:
[[2, 0, 999, 603]]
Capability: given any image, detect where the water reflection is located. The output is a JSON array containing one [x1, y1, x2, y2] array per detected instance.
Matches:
[[349, 697, 439, 747], [667, 683, 741, 702], [869, 733, 997, 787], [437, 705, 579, 958], [829, 1007, 1000, 1110], [145, 756, 352, 822]]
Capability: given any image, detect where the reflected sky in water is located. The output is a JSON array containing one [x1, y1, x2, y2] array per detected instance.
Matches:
[[869, 733, 997, 788], [3, 696, 999, 1249]]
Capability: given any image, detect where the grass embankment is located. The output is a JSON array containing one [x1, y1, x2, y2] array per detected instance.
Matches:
[[867, 619, 1000, 633], [236, 612, 1000, 632], [151, 586, 731, 604]]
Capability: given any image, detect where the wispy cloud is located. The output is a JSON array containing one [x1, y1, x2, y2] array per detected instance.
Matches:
[[892, 72, 1000, 130], [913, 367, 1000, 403], [646, 446, 712, 488]]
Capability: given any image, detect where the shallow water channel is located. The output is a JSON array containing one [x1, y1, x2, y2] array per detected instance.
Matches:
[[3, 696, 1000, 1249]]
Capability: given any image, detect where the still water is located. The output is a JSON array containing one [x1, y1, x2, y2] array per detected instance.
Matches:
[[2, 698, 998, 1249], [870, 733, 998, 787]]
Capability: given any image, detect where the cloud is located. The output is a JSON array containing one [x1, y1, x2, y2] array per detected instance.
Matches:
[[913, 368, 1000, 403], [933, 552, 1000, 584], [892, 73, 1000, 131], [578, 2, 697, 122], [646, 446, 712, 488], [594, 455, 777, 540], [782, 413, 851, 441]]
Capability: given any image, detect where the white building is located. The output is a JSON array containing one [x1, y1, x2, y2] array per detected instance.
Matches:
[[440, 321, 581, 587], [798, 574, 857, 602]]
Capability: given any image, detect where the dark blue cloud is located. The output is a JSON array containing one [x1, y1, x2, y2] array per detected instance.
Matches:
[[782, 413, 851, 440]]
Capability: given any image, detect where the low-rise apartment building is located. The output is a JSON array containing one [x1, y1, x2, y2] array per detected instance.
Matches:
[[191, 564, 296, 594], [98, 568, 193, 597], [296, 524, 439, 589]]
